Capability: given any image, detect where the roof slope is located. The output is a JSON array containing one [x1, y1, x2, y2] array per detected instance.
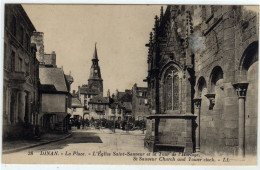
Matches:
[[79, 86, 99, 95], [89, 95, 109, 104], [72, 98, 83, 107], [39, 67, 68, 92]]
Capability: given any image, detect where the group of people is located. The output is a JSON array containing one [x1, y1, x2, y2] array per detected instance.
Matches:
[[69, 118, 90, 129], [69, 117, 146, 131]]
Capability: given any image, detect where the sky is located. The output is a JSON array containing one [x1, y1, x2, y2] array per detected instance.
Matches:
[[22, 5, 163, 95]]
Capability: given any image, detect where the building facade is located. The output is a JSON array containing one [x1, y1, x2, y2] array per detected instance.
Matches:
[[32, 31, 73, 133], [144, 5, 258, 157], [3, 4, 40, 139], [132, 83, 149, 120], [39, 66, 72, 133], [71, 96, 84, 121], [106, 89, 133, 121], [88, 95, 109, 120]]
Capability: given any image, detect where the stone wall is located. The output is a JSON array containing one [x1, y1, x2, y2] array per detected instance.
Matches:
[[145, 5, 258, 156], [31, 32, 44, 63], [194, 6, 258, 155], [44, 51, 57, 67]]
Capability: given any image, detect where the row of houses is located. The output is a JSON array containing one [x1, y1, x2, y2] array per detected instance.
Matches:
[[72, 86, 149, 124], [3, 4, 73, 139], [70, 44, 150, 123]]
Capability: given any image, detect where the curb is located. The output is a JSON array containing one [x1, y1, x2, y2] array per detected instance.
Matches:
[[2, 133, 72, 154]]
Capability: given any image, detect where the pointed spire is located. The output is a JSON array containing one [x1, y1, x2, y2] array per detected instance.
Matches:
[[160, 6, 164, 23], [153, 15, 159, 40], [93, 42, 98, 61], [149, 32, 153, 43], [154, 15, 159, 29]]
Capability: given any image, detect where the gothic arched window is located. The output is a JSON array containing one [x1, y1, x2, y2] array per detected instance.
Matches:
[[164, 67, 179, 111]]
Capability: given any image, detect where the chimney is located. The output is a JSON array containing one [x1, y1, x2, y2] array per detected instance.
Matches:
[[31, 32, 44, 62], [51, 51, 57, 67]]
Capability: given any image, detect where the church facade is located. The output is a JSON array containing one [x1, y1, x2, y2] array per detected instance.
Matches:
[[144, 5, 258, 157]]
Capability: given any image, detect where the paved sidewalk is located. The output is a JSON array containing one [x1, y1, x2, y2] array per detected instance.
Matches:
[[2, 132, 72, 154]]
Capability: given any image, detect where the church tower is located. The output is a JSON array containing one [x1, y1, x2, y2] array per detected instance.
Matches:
[[88, 43, 103, 95]]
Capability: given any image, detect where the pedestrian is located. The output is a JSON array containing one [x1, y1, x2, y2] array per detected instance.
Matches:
[[82, 121, 85, 129], [77, 121, 81, 129]]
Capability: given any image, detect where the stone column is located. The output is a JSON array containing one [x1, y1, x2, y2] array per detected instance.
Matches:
[[179, 77, 183, 113], [194, 98, 202, 152], [233, 82, 248, 157]]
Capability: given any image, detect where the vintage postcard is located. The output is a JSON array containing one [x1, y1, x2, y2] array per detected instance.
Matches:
[[1, 3, 259, 166]]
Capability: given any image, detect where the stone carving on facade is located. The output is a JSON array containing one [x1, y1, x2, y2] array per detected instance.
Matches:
[[204, 93, 215, 110]]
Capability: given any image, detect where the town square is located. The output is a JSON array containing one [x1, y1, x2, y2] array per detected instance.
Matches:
[[1, 4, 259, 165]]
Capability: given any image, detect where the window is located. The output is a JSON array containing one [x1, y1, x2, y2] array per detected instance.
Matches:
[[26, 34, 30, 51], [25, 62, 29, 74], [11, 16, 16, 37], [19, 26, 24, 44], [18, 58, 22, 72], [164, 67, 179, 111], [112, 109, 115, 114], [11, 51, 15, 72]]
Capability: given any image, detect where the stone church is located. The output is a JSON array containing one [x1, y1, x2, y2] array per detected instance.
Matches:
[[144, 5, 258, 157]]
